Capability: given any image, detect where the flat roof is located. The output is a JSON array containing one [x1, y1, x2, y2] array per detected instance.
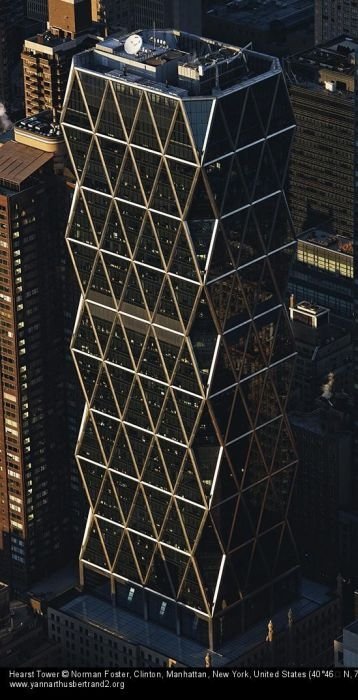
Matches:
[[299, 229, 353, 256], [288, 36, 358, 77], [0, 141, 53, 186]]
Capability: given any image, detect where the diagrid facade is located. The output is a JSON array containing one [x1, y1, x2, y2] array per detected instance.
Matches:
[[62, 30, 299, 648]]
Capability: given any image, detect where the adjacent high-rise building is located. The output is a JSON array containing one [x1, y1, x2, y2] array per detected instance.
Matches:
[[22, 0, 100, 119], [315, 0, 358, 44], [62, 29, 299, 649], [129, 1, 202, 35], [0, 1, 26, 112], [27, 1, 49, 25], [0, 139, 75, 589]]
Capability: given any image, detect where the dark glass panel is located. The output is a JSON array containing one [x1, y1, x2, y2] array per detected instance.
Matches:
[[205, 156, 232, 215], [205, 103, 232, 161], [187, 172, 215, 219], [155, 326, 182, 381], [237, 88, 264, 147], [115, 533, 141, 583], [212, 496, 237, 550], [146, 92, 176, 146], [192, 405, 220, 486], [170, 225, 198, 280], [223, 274, 251, 330], [110, 472, 138, 522], [205, 226, 234, 281], [121, 267, 146, 314], [131, 94, 161, 151], [268, 76, 294, 135], [92, 367, 119, 418], [229, 498, 255, 551], [157, 392, 185, 444], [127, 488, 155, 538], [98, 519, 123, 566], [84, 189, 111, 244], [269, 193, 295, 252], [106, 365, 134, 414], [98, 137, 125, 191], [96, 474, 122, 522], [102, 252, 130, 303], [90, 306, 113, 356], [132, 148, 161, 204], [190, 295, 217, 387], [79, 71, 106, 126], [151, 212, 180, 265], [166, 159, 196, 215], [142, 442, 171, 492], [224, 323, 251, 382], [166, 105, 195, 162], [221, 89, 247, 149], [79, 458, 105, 507], [241, 481, 268, 535], [109, 427, 138, 478], [226, 434, 252, 488], [146, 550, 174, 596], [132, 534, 156, 579], [255, 418, 282, 473], [257, 526, 282, 574], [106, 319, 133, 370], [136, 217, 163, 268], [268, 130, 294, 186], [180, 563, 206, 611], [183, 99, 213, 153], [150, 162, 178, 215], [272, 419, 297, 471], [139, 330, 167, 383], [112, 83, 141, 136], [157, 438, 185, 490], [222, 155, 250, 215], [78, 415, 105, 465], [171, 276, 199, 328], [73, 351, 100, 402], [236, 143, 263, 202], [64, 74, 91, 129], [253, 143, 277, 201], [125, 426, 152, 475], [251, 77, 277, 135], [69, 242, 96, 293], [177, 499, 205, 550], [160, 547, 187, 596], [89, 256, 113, 302], [83, 140, 110, 194], [175, 455, 205, 505], [122, 319, 147, 369], [210, 386, 236, 441], [123, 378, 152, 432], [223, 206, 249, 267], [116, 150, 144, 205], [155, 278, 180, 327], [270, 310, 296, 365], [187, 219, 216, 275], [116, 201, 145, 254], [269, 245, 295, 298], [68, 190, 97, 245], [97, 84, 125, 140], [100, 202, 129, 258], [172, 343, 201, 395], [161, 501, 188, 551], [73, 307, 100, 356], [140, 376, 165, 429], [137, 265, 164, 317], [92, 411, 118, 460], [242, 434, 267, 488], [84, 523, 108, 569], [173, 389, 201, 442], [227, 387, 252, 442], [63, 126, 92, 179]]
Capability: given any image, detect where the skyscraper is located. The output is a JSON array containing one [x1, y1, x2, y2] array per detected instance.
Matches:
[[0, 1, 26, 111], [62, 29, 299, 648], [315, 0, 358, 44]]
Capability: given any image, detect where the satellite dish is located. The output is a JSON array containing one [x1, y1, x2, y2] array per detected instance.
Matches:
[[124, 34, 143, 55]]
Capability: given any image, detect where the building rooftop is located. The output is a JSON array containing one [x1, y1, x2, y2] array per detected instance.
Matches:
[[290, 37, 358, 75], [15, 112, 63, 140], [0, 141, 53, 187], [207, 0, 313, 31], [50, 579, 335, 666], [299, 229, 353, 256], [73, 29, 280, 98]]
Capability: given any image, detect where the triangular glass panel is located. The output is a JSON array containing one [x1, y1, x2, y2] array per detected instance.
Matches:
[[92, 367, 119, 418], [270, 193, 295, 252], [205, 156, 233, 216], [229, 497, 255, 551], [257, 525, 283, 574], [154, 278, 180, 327], [237, 88, 264, 147], [242, 480, 268, 535], [136, 266, 164, 317], [205, 103, 233, 161], [78, 458, 105, 508], [150, 162, 178, 215], [224, 324, 250, 382], [242, 434, 268, 488], [135, 217, 163, 268], [90, 307, 113, 357], [176, 499, 204, 549], [96, 473, 122, 522], [78, 72, 106, 127], [159, 546, 187, 597], [114, 532, 141, 583], [110, 471, 138, 522], [222, 207, 249, 268], [169, 225, 198, 281], [189, 295, 217, 387], [251, 194, 278, 252], [210, 340, 235, 396], [216, 560, 240, 607], [260, 475, 288, 532], [63, 72, 91, 129], [251, 76, 278, 136], [106, 364, 134, 414], [247, 259, 278, 318], [122, 320, 147, 370], [115, 150, 144, 205], [132, 148, 161, 204], [132, 534, 156, 580], [121, 266, 147, 315], [69, 242, 97, 294], [227, 386, 252, 442], [89, 255, 114, 304], [187, 171, 215, 219], [139, 376, 165, 429], [77, 414, 105, 465], [146, 548, 175, 597], [157, 437, 186, 490], [270, 310, 295, 366], [97, 137, 126, 192], [67, 189, 97, 246], [172, 342, 202, 395], [269, 245, 295, 299], [187, 219, 216, 276], [63, 126, 92, 180], [106, 319, 134, 370], [127, 488, 156, 538], [226, 434, 252, 489], [157, 392, 186, 444], [83, 139, 110, 194], [192, 405, 220, 486], [165, 105, 196, 162], [73, 306, 100, 357], [98, 518, 123, 567], [109, 427, 138, 478], [255, 418, 282, 474], [212, 496, 238, 550], [223, 274, 251, 331], [253, 309, 279, 365], [173, 389, 201, 442], [97, 83, 126, 140], [100, 202, 129, 257], [117, 201, 145, 255], [211, 454, 240, 507], [155, 327, 182, 381], [166, 159, 196, 216], [206, 276, 232, 331], [236, 143, 264, 203], [209, 386, 236, 441], [179, 562, 207, 612], [142, 441, 172, 492], [267, 129, 294, 187], [221, 89, 247, 150], [206, 226, 234, 281], [184, 99, 213, 154], [102, 252, 130, 304], [92, 411, 118, 460], [274, 524, 298, 575], [131, 95, 161, 151], [125, 426, 152, 476], [151, 212, 180, 266], [124, 378, 152, 430], [252, 142, 277, 202], [255, 373, 282, 429], [73, 351, 100, 402], [268, 75, 294, 135], [269, 359, 295, 413], [83, 521, 109, 569], [139, 330, 167, 382], [175, 455, 205, 505], [161, 500, 188, 551], [247, 542, 270, 589], [171, 277, 199, 328], [272, 420, 297, 472], [83, 189, 111, 244], [146, 91, 176, 147], [222, 155, 250, 215], [111, 82, 142, 137]]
